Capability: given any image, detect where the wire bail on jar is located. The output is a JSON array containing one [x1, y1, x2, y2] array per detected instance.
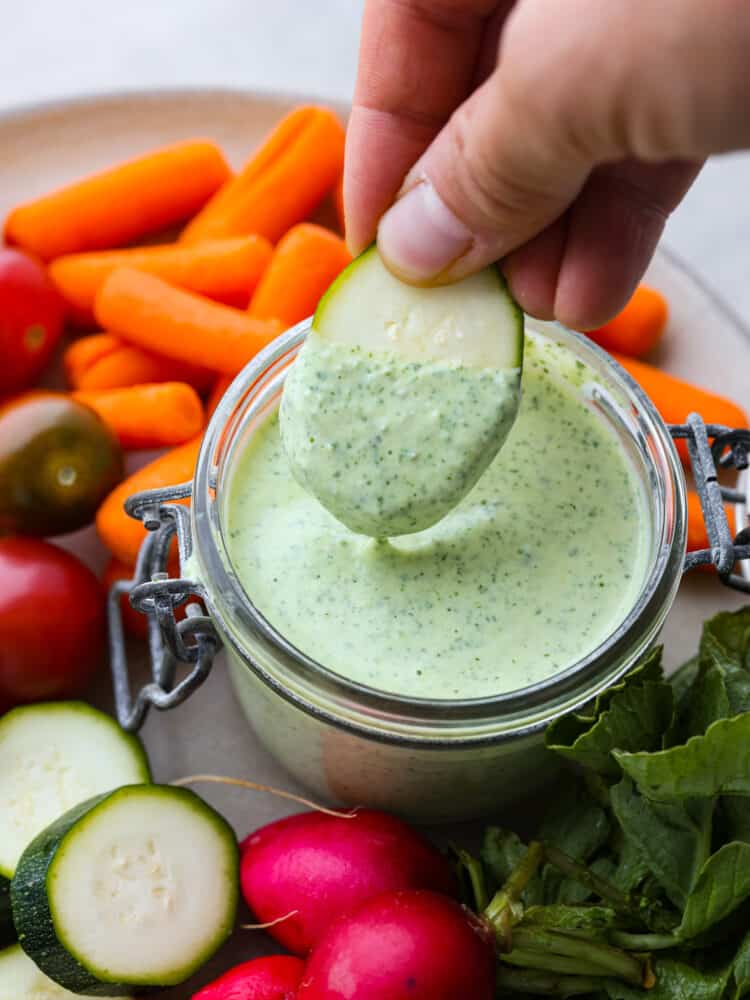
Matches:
[[109, 414, 750, 733]]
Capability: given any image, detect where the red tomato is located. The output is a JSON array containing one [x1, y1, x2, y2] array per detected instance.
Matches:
[[0, 248, 66, 394], [0, 538, 106, 711]]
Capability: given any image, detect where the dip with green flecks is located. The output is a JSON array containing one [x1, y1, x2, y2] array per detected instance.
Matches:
[[224, 331, 649, 699]]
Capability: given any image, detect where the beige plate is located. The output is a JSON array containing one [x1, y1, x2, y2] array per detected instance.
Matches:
[[0, 89, 748, 995]]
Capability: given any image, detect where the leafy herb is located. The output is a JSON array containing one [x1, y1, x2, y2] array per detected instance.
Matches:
[[615, 714, 750, 799], [604, 958, 729, 1000], [468, 607, 750, 997], [546, 649, 673, 776], [609, 776, 712, 908]]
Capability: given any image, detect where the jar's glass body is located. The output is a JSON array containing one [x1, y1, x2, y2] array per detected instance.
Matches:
[[189, 318, 687, 822]]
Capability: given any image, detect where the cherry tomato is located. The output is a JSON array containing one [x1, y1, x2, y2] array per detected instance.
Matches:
[[0, 248, 65, 394], [0, 391, 123, 537], [0, 537, 106, 710]]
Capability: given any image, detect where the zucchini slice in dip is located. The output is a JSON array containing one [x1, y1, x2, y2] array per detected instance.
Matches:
[[281, 246, 524, 537]]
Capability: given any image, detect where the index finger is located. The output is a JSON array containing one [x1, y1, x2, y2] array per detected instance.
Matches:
[[345, 0, 504, 253]]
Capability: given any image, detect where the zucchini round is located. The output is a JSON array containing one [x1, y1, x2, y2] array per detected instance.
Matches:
[[0, 943, 131, 999], [281, 246, 525, 536], [0, 702, 150, 878], [12, 784, 238, 995]]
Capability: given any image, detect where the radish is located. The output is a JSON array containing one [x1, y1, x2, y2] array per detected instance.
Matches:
[[240, 809, 456, 954], [296, 889, 496, 1000], [192, 955, 305, 999]]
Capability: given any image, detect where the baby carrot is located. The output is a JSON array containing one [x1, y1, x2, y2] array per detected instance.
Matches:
[[96, 434, 202, 565], [334, 173, 345, 235], [73, 382, 204, 450], [587, 286, 668, 357], [63, 333, 121, 386], [206, 375, 233, 418], [95, 268, 284, 376], [611, 353, 749, 462], [181, 107, 345, 244], [687, 489, 735, 555], [248, 223, 352, 326], [4, 140, 231, 261], [50, 235, 273, 320], [64, 333, 212, 392]]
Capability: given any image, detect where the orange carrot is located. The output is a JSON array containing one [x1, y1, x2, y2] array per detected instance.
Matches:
[[73, 382, 204, 450], [206, 375, 233, 418], [334, 173, 345, 235], [50, 235, 272, 320], [97, 435, 202, 565], [248, 223, 352, 326], [587, 286, 668, 357], [95, 268, 284, 376], [63, 333, 120, 386], [687, 489, 735, 555], [65, 333, 212, 392], [612, 353, 749, 463], [181, 107, 345, 244], [5, 140, 231, 261]]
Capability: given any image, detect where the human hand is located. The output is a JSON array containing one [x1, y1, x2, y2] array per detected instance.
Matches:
[[345, 0, 750, 327]]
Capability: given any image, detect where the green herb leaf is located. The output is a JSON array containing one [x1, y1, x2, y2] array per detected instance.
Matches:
[[731, 928, 750, 999], [539, 789, 609, 862], [547, 680, 674, 776], [605, 959, 729, 1000], [677, 842, 750, 940], [682, 664, 730, 739], [482, 827, 543, 906], [669, 654, 700, 707], [722, 797, 750, 843], [700, 608, 750, 674], [610, 837, 650, 894], [615, 713, 750, 799], [609, 776, 712, 908]]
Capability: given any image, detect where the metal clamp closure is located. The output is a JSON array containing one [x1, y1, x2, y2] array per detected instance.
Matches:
[[109, 482, 220, 731], [672, 415, 750, 592]]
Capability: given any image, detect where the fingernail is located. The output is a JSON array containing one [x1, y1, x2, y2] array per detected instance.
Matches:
[[377, 179, 473, 282]]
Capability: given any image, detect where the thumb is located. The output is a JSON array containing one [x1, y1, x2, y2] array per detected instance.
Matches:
[[376, 65, 593, 284]]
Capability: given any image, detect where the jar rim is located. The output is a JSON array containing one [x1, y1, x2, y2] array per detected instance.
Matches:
[[192, 317, 687, 741]]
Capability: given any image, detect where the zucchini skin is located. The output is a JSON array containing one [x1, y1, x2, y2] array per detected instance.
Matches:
[[11, 785, 238, 996], [10, 792, 128, 997], [0, 877, 15, 950]]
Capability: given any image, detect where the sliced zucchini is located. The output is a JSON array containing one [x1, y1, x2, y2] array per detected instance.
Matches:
[[12, 785, 238, 995], [314, 245, 524, 369], [281, 246, 524, 536], [0, 943, 131, 999], [0, 702, 150, 879], [0, 877, 14, 950]]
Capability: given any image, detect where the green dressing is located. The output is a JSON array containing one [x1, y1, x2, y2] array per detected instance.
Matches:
[[224, 333, 650, 699], [280, 331, 521, 536]]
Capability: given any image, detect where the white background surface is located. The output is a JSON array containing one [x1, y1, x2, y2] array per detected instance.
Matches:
[[3, 0, 750, 320]]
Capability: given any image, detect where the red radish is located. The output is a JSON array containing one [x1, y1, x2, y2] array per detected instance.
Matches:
[[296, 889, 496, 1000], [240, 809, 456, 955], [192, 955, 305, 1000]]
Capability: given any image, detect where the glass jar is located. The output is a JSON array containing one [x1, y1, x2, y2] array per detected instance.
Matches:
[[176, 316, 687, 822]]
